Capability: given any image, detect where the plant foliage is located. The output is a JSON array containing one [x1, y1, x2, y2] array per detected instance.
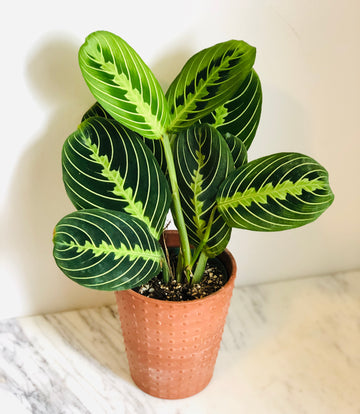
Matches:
[[53, 30, 334, 291]]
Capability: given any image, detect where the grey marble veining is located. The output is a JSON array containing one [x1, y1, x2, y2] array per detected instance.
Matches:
[[1, 270, 360, 413]]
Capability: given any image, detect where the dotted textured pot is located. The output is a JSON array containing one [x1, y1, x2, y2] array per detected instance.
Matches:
[[115, 230, 236, 399]]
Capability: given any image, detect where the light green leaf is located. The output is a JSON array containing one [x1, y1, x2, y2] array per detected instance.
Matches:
[[53, 209, 163, 291], [62, 117, 171, 238], [166, 40, 256, 132], [79, 31, 171, 140], [217, 152, 334, 231]]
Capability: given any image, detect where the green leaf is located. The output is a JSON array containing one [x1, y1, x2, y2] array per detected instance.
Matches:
[[217, 152, 334, 231], [79, 31, 171, 140], [223, 133, 248, 168], [174, 124, 234, 257], [166, 40, 256, 132], [62, 117, 171, 239], [53, 209, 163, 291], [81, 102, 167, 173], [141, 135, 167, 174], [82, 102, 113, 121], [200, 69, 262, 150]]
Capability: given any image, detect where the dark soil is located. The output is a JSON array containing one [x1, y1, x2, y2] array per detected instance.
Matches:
[[133, 259, 228, 301]]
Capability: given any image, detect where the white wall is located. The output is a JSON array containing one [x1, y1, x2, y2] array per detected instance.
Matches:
[[1, 0, 359, 319]]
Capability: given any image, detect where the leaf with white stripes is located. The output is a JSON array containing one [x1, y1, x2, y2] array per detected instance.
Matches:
[[62, 117, 171, 239], [199, 69, 262, 150], [174, 124, 234, 257], [217, 152, 334, 231], [81, 102, 167, 173], [79, 31, 171, 140], [223, 132, 248, 168], [166, 40, 256, 132], [53, 209, 164, 291], [82, 101, 113, 121]]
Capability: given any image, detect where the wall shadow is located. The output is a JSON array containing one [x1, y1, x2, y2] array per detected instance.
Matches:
[[2, 34, 115, 317]]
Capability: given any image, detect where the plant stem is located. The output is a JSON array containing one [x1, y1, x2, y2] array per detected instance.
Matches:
[[192, 250, 209, 283], [161, 250, 170, 284], [161, 232, 173, 283], [176, 251, 184, 283], [161, 133, 192, 281], [190, 206, 217, 268], [190, 206, 218, 284]]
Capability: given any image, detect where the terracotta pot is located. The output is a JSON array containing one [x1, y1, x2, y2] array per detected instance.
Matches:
[[115, 230, 236, 399]]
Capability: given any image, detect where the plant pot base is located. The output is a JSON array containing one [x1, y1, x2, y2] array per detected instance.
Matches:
[[129, 362, 214, 399]]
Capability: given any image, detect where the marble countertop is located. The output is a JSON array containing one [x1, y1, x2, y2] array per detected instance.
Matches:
[[1, 270, 360, 414]]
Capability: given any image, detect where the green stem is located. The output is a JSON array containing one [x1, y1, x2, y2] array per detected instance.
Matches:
[[161, 133, 192, 281], [176, 251, 184, 283], [190, 206, 217, 267], [192, 250, 209, 283], [161, 250, 170, 284]]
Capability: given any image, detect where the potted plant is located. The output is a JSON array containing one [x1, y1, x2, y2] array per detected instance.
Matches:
[[52, 31, 334, 399]]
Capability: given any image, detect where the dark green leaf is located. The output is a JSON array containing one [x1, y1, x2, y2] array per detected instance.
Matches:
[[81, 102, 166, 172], [200, 69, 262, 150], [53, 209, 163, 291], [174, 124, 234, 257], [217, 152, 334, 231], [82, 102, 113, 121], [62, 117, 171, 238], [223, 133, 248, 168]]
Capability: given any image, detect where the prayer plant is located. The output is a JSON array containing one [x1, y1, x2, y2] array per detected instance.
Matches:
[[52, 31, 334, 291]]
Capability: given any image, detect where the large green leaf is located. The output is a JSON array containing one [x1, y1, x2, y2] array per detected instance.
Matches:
[[79, 31, 171, 140], [200, 69, 262, 150], [62, 117, 171, 239], [217, 152, 334, 231], [166, 40, 256, 132], [53, 209, 163, 291], [174, 124, 234, 257]]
